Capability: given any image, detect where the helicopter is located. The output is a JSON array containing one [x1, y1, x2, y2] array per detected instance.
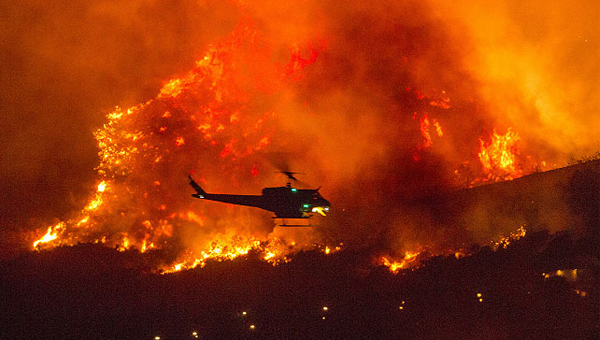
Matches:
[[188, 172, 330, 221]]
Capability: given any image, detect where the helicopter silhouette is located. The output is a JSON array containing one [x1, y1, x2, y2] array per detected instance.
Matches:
[[189, 172, 330, 222]]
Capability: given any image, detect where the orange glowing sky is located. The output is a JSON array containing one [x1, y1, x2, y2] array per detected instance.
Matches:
[[1, 0, 598, 263]]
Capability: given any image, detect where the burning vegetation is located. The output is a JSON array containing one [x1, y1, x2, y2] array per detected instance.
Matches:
[[30, 20, 331, 270], [1, 0, 598, 337], [21, 0, 597, 276]]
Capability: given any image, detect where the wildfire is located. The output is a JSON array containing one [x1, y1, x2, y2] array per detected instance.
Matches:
[[478, 128, 522, 182], [161, 238, 342, 274], [28, 4, 546, 276], [380, 251, 421, 273], [161, 243, 254, 274], [379, 226, 528, 274], [410, 89, 450, 161], [33, 222, 65, 249], [418, 114, 444, 149], [492, 225, 527, 250], [30, 19, 328, 272]]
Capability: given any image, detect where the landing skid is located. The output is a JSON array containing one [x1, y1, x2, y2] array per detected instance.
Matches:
[[273, 217, 315, 227]]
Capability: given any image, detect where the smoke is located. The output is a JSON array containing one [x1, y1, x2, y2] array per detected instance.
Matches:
[[2, 0, 598, 258], [431, 0, 600, 160], [245, 0, 600, 251], [0, 0, 239, 232], [252, 0, 490, 249]]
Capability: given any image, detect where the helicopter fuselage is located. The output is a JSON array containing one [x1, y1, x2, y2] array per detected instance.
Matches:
[[189, 177, 330, 219]]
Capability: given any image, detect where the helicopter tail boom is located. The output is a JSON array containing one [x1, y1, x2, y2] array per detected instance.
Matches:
[[188, 176, 207, 198], [189, 176, 267, 209]]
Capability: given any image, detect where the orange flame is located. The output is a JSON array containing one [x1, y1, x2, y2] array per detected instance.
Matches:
[[161, 237, 337, 274], [379, 226, 528, 274], [492, 226, 527, 250], [478, 128, 522, 182], [30, 20, 329, 272], [33, 222, 65, 249], [380, 251, 421, 273]]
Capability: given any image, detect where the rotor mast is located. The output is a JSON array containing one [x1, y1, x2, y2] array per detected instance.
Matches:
[[275, 171, 303, 188]]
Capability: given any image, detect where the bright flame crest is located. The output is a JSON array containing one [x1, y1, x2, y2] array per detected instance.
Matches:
[[32, 21, 327, 271]]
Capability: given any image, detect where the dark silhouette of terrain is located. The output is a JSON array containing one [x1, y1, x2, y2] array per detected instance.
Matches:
[[0, 229, 597, 340], [1, 160, 598, 340]]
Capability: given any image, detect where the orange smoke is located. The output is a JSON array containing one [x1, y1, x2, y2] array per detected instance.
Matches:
[[431, 0, 599, 161], [32, 19, 328, 268], [21, 0, 598, 271]]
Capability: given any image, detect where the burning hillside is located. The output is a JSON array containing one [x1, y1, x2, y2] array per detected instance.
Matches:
[[0, 0, 598, 336], [28, 19, 330, 269], [0, 0, 594, 273]]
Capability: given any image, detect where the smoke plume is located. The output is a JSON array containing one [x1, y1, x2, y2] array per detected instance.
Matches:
[[2, 0, 598, 260]]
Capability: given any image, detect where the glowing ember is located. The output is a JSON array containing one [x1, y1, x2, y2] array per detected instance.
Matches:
[[492, 226, 527, 250]]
